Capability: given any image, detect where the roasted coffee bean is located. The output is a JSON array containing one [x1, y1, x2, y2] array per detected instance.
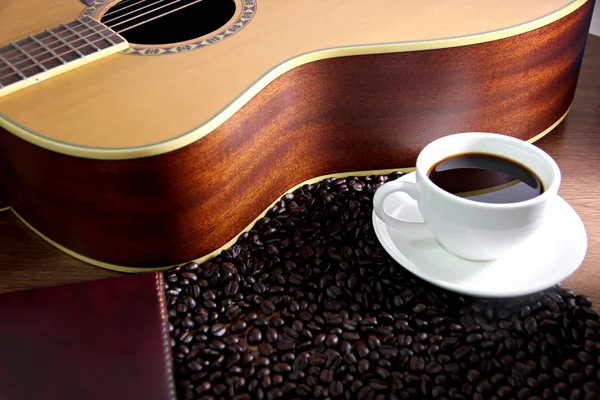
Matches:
[[467, 369, 481, 383], [293, 353, 309, 371], [210, 323, 226, 337], [267, 387, 282, 399], [258, 342, 274, 356], [314, 333, 326, 345], [412, 343, 425, 354], [342, 332, 360, 340], [422, 384, 442, 398], [261, 375, 272, 389], [225, 281, 239, 296], [280, 382, 296, 394], [271, 316, 284, 327], [379, 345, 398, 359], [189, 361, 203, 372], [273, 362, 291, 373], [277, 339, 295, 351], [357, 359, 370, 374], [355, 342, 370, 358], [320, 369, 334, 383], [375, 367, 390, 380], [466, 333, 483, 343], [410, 356, 425, 371], [208, 340, 226, 351], [425, 361, 442, 374], [248, 328, 262, 344], [413, 303, 426, 313], [245, 312, 259, 321], [261, 300, 276, 315], [326, 334, 339, 346], [166, 172, 600, 400], [263, 327, 279, 343], [239, 353, 254, 365], [344, 352, 357, 364], [325, 350, 342, 369], [357, 386, 373, 400], [398, 334, 413, 346], [524, 317, 538, 333], [230, 320, 247, 333], [340, 341, 352, 354], [453, 345, 473, 360], [583, 381, 600, 393], [367, 335, 381, 349], [296, 384, 310, 396], [256, 368, 270, 381], [578, 351, 593, 363], [369, 379, 388, 390], [329, 327, 343, 335], [330, 380, 343, 397], [444, 363, 460, 373], [288, 371, 305, 381], [299, 311, 312, 321], [309, 353, 326, 366], [292, 320, 303, 332]]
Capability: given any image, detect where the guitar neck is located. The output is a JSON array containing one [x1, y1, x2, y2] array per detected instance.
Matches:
[[0, 16, 128, 98]]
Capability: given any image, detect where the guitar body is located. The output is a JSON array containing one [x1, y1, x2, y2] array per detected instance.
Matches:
[[0, 0, 595, 270]]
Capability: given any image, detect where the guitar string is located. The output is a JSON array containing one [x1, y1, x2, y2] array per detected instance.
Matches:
[[102, 0, 148, 18], [0, 17, 137, 70], [2, 0, 192, 59], [0, 0, 140, 43], [0, 23, 123, 74], [104, 0, 199, 30], [102, 0, 170, 24], [0, 0, 193, 63], [104, 0, 208, 27], [111, 0, 205, 33], [1, 0, 202, 71], [1, 0, 208, 81], [0, 29, 124, 80]]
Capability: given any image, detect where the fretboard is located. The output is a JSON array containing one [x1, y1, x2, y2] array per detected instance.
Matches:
[[0, 16, 128, 98]]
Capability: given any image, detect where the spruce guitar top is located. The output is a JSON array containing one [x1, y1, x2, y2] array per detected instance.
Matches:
[[0, 0, 595, 270]]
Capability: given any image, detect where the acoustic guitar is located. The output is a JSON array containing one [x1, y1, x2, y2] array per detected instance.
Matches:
[[0, 0, 595, 271]]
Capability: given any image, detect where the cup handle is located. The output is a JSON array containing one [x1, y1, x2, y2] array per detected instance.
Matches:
[[373, 180, 429, 235]]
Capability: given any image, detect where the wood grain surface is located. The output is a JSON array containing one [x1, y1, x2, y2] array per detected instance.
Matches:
[[0, 3, 593, 269], [0, 0, 580, 151], [0, 34, 598, 309]]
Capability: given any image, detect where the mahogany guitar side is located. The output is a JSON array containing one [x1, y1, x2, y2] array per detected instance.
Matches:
[[0, 0, 595, 270]]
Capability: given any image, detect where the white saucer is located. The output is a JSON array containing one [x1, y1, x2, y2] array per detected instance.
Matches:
[[372, 172, 588, 298]]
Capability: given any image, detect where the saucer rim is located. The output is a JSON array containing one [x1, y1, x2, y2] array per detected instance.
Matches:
[[372, 172, 588, 298]]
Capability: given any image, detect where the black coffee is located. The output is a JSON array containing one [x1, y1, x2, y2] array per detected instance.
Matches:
[[427, 153, 543, 203]]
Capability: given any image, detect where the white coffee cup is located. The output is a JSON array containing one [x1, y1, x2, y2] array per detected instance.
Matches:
[[373, 132, 561, 261]]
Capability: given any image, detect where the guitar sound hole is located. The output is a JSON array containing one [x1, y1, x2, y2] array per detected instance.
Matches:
[[100, 0, 236, 45]]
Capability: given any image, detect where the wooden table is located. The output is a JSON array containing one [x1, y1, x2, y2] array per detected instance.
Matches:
[[1, 35, 599, 308]]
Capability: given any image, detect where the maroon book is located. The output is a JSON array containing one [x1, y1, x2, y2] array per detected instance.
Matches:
[[0, 272, 175, 400]]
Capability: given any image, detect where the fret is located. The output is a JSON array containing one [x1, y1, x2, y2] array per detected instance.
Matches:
[[0, 55, 13, 77], [45, 26, 85, 60], [61, 21, 101, 52], [78, 17, 119, 47], [9, 42, 47, 75], [0, 45, 25, 66], [30, 34, 67, 66], [0, 17, 128, 97], [0, 56, 26, 80]]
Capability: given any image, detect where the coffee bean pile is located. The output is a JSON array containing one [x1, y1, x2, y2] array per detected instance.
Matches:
[[164, 172, 600, 400]]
